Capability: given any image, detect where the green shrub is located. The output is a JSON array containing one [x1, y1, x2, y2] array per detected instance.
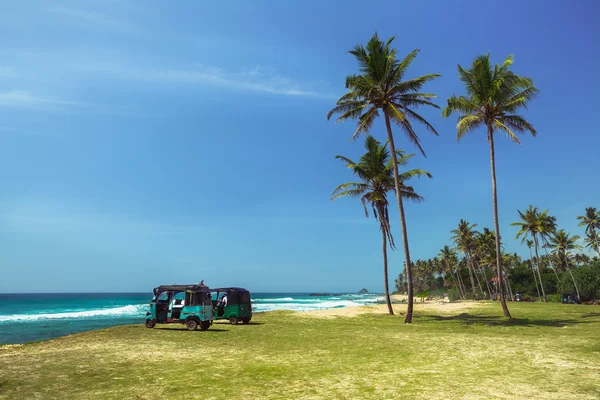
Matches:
[[547, 294, 561, 303], [448, 288, 461, 302]]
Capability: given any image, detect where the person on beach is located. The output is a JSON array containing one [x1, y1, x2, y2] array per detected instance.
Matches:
[[217, 293, 227, 316]]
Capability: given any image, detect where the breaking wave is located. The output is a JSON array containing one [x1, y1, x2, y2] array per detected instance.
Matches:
[[0, 304, 148, 323]]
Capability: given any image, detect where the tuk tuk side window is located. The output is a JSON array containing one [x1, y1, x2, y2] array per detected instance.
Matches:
[[241, 292, 250, 303], [157, 292, 170, 303], [173, 292, 185, 306]]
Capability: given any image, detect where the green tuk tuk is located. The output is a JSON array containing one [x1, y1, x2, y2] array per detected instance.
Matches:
[[212, 287, 252, 325], [145, 283, 214, 331]]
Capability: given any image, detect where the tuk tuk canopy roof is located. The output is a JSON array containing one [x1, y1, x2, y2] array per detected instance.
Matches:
[[153, 284, 210, 296], [211, 287, 249, 293]]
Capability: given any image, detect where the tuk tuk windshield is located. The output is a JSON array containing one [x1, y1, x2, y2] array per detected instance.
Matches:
[[156, 292, 170, 303]]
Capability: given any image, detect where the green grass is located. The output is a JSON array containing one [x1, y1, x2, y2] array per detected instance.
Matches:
[[1, 302, 600, 399]]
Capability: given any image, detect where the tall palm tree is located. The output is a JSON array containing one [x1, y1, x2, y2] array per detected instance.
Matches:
[[328, 33, 441, 323], [526, 239, 542, 301], [577, 207, 600, 256], [547, 229, 582, 299], [538, 213, 560, 280], [450, 220, 480, 298], [583, 232, 600, 256], [511, 206, 547, 302], [331, 135, 431, 315], [443, 54, 539, 318]]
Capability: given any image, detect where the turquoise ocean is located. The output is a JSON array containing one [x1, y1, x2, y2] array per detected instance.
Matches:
[[0, 292, 383, 344]]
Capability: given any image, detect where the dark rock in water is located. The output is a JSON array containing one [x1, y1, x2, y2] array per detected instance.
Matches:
[[309, 293, 331, 296], [358, 288, 369, 294]]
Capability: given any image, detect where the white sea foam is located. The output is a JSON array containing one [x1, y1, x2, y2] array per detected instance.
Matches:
[[252, 297, 320, 303], [253, 299, 364, 313], [0, 304, 148, 323], [353, 296, 384, 304], [251, 297, 295, 302]]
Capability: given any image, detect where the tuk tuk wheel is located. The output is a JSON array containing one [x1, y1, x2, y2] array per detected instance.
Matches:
[[229, 316, 238, 325], [200, 321, 211, 331], [186, 319, 198, 331], [242, 318, 251, 324], [145, 319, 156, 329]]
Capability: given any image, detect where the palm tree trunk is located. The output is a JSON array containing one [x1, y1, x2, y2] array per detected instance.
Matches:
[[505, 271, 514, 301], [382, 229, 394, 315], [384, 111, 414, 323], [483, 267, 493, 299], [456, 268, 467, 299], [563, 253, 580, 300], [542, 244, 560, 280], [475, 259, 493, 299], [533, 235, 547, 302], [473, 264, 485, 297], [451, 268, 464, 299], [466, 254, 478, 297], [487, 126, 511, 318], [449, 270, 463, 299], [528, 247, 542, 301]]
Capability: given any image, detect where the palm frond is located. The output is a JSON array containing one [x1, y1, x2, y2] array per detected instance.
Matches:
[[391, 49, 420, 83], [456, 115, 483, 141], [493, 120, 521, 144], [398, 168, 433, 181], [390, 74, 441, 95], [500, 114, 537, 137], [442, 96, 479, 118], [387, 103, 426, 157], [334, 155, 357, 167], [350, 106, 379, 141]]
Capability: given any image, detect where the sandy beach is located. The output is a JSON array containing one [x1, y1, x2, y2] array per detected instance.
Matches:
[[300, 295, 484, 318]]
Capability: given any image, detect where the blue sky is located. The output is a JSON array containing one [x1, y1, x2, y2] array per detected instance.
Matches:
[[1, 0, 599, 293]]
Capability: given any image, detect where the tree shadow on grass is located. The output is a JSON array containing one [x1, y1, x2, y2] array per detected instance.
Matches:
[[424, 313, 588, 328], [580, 312, 600, 318], [212, 321, 265, 326], [153, 327, 230, 333]]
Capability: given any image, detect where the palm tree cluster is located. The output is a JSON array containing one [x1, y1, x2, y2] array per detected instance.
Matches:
[[394, 207, 600, 304], [329, 33, 538, 321]]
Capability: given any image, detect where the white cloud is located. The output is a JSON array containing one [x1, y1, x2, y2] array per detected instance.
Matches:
[[0, 90, 82, 109], [0, 90, 137, 117], [48, 5, 138, 36], [78, 63, 333, 98], [0, 203, 203, 237]]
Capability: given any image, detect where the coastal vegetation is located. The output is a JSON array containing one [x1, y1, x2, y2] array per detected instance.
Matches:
[[393, 207, 600, 304], [2, 302, 599, 399]]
